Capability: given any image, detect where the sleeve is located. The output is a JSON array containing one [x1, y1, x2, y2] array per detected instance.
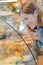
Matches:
[[37, 27, 43, 47], [37, 27, 43, 43]]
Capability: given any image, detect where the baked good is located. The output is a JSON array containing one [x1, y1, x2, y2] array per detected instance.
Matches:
[[14, 51, 23, 58], [0, 40, 8, 59]]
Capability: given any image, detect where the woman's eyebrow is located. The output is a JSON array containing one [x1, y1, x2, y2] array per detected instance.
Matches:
[[24, 17, 27, 19]]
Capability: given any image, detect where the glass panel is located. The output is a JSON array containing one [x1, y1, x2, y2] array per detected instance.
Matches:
[[0, 2, 37, 65]]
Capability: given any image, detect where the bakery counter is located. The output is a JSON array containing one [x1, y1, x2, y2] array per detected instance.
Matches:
[[0, 25, 37, 65]]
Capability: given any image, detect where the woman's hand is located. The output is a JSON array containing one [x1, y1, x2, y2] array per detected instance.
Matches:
[[28, 30, 41, 41], [32, 30, 41, 41]]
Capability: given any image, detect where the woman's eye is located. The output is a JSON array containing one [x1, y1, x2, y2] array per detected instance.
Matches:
[[25, 18, 28, 20]]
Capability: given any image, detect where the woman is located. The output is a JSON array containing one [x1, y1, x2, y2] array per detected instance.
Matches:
[[19, 1, 43, 53]]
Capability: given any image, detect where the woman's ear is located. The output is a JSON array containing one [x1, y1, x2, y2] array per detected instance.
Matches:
[[34, 10, 38, 17]]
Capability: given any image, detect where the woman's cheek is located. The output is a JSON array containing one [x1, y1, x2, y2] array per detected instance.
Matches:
[[25, 20, 28, 24], [28, 21, 32, 26]]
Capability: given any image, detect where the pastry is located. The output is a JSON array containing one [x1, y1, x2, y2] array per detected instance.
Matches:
[[18, 46, 25, 51], [14, 51, 23, 58], [0, 40, 8, 59], [9, 44, 19, 50], [0, 28, 6, 33]]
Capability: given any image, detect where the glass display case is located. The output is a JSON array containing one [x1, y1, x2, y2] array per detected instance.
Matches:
[[0, 1, 37, 65]]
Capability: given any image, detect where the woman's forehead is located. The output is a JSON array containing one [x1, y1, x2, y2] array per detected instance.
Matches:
[[21, 13, 29, 17], [20, 13, 33, 18]]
